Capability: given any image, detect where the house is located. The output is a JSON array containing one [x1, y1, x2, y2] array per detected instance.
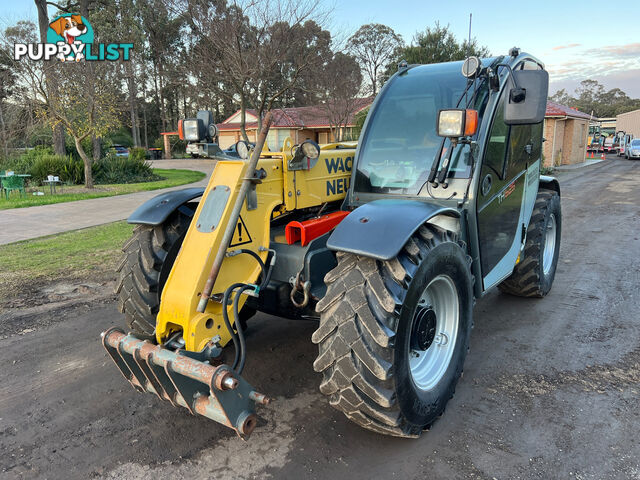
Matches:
[[543, 101, 591, 167], [217, 98, 590, 167], [216, 98, 372, 151]]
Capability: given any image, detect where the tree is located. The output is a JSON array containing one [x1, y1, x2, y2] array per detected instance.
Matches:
[[347, 23, 402, 96], [184, 0, 330, 141], [0, 44, 17, 157], [34, 0, 67, 156], [316, 52, 363, 141], [549, 80, 640, 118], [549, 88, 573, 107], [383, 23, 490, 82]]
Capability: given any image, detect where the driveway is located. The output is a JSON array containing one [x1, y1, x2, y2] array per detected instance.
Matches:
[[1, 157, 639, 479], [0, 158, 213, 245]]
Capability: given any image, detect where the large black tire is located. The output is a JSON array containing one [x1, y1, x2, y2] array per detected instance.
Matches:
[[115, 207, 194, 337], [498, 189, 561, 298], [313, 224, 474, 437]]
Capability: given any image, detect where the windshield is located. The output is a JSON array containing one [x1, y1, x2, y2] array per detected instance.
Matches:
[[354, 59, 493, 195], [631, 140, 640, 147]]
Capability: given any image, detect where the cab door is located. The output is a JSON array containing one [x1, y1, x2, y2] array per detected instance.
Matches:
[[476, 87, 530, 289]]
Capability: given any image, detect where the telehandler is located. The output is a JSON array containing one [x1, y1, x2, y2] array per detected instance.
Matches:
[[103, 49, 561, 438]]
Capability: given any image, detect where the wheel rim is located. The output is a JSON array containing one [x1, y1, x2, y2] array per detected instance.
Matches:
[[409, 274, 459, 391], [543, 213, 557, 276]]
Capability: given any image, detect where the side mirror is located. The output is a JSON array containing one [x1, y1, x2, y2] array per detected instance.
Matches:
[[504, 70, 549, 125], [437, 109, 478, 138]]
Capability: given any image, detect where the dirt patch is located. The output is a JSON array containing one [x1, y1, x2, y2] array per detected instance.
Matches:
[[102, 391, 318, 480], [486, 347, 640, 399], [0, 276, 116, 337]]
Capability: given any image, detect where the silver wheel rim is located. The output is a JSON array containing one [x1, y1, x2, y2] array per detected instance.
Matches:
[[543, 213, 557, 276], [409, 274, 459, 391]]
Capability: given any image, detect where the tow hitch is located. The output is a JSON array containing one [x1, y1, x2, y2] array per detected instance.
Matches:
[[101, 328, 269, 438]]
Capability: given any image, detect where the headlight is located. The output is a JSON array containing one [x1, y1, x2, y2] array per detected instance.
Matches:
[[437, 109, 478, 138], [183, 119, 200, 141]]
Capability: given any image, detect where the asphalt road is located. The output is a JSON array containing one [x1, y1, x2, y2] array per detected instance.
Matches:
[[1, 156, 639, 479]]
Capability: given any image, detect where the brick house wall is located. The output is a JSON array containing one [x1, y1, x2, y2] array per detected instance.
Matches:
[[542, 102, 590, 167]]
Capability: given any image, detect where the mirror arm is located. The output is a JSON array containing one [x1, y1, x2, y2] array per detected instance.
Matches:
[[494, 63, 521, 90]]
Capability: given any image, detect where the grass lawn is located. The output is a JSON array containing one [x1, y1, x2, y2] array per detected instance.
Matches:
[[0, 221, 133, 305], [0, 168, 205, 210]]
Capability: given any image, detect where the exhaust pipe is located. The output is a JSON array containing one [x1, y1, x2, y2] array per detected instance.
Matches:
[[101, 328, 269, 438]]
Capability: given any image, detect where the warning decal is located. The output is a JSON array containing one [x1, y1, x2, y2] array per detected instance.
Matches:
[[229, 215, 253, 247]]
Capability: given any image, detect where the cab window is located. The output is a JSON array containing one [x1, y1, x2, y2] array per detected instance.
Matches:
[[484, 90, 509, 179]]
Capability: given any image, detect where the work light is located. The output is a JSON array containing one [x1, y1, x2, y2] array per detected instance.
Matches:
[[437, 109, 478, 138], [300, 140, 320, 159], [183, 119, 200, 141]]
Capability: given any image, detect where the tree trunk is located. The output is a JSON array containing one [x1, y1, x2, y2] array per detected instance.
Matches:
[[143, 104, 149, 149], [75, 136, 94, 188], [157, 61, 168, 132], [125, 61, 140, 147], [239, 94, 249, 143], [81, 0, 99, 163], [35, 0, 66, 156], [92, 135, 101, 161], [152, 62, 166, 132], [372, 65, 378, 97], [0, 103, 8, 158]]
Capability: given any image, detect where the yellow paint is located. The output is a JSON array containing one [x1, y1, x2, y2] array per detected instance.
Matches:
[[155, 140, 356, 351]]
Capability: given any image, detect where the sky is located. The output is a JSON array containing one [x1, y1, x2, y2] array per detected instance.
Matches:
[[1, 0, 639, 98]]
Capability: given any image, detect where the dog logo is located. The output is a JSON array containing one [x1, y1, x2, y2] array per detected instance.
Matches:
[[47, 14, 94, 62], [14, 14, 132, 62]]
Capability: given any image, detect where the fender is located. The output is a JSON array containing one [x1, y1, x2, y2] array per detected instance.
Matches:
[[127, 187, 204, 225], [539, 175, 560, 196], [327, 199, 460, 261]]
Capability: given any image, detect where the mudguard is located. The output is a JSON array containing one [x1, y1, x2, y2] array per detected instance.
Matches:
[[127, 187, 205, 226], [327, 199, 459, 261], [539, 175, 560, 196]]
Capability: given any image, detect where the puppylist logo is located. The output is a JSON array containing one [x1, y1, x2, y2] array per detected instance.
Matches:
[[14, 14, 133, 62]]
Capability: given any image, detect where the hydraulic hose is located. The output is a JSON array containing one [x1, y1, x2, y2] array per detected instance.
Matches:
[[234, 249, 267, 286], [220, 250, 275, 372], [233, 284, 255, 374], [221, 282, 247, 370]]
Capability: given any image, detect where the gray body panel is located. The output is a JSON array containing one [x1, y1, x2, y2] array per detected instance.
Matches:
[[327, 199, 459, 261], [127, 187, 205, 226]]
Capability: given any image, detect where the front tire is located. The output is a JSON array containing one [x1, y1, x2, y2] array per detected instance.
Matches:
[[313, 224, 473, 437], [115, 207, 194, 337], [499, 189, 561, 297]]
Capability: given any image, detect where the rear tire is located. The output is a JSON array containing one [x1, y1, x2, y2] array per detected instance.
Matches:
[[313, 224, 474, 437], [115, 207, 194, 337], [498, 189, 561, 298]]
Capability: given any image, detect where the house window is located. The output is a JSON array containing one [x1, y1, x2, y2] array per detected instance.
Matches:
[[267, 130, 278, 151], [267, 129, 288, 152]]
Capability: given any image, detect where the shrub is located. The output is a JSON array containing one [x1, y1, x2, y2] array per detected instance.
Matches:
[[93, 154, 158, 184], [0, 146, 55, 175], [30, 154, 83, 184], [1, 145, 160, 186], [128, 147, 147, 162]]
